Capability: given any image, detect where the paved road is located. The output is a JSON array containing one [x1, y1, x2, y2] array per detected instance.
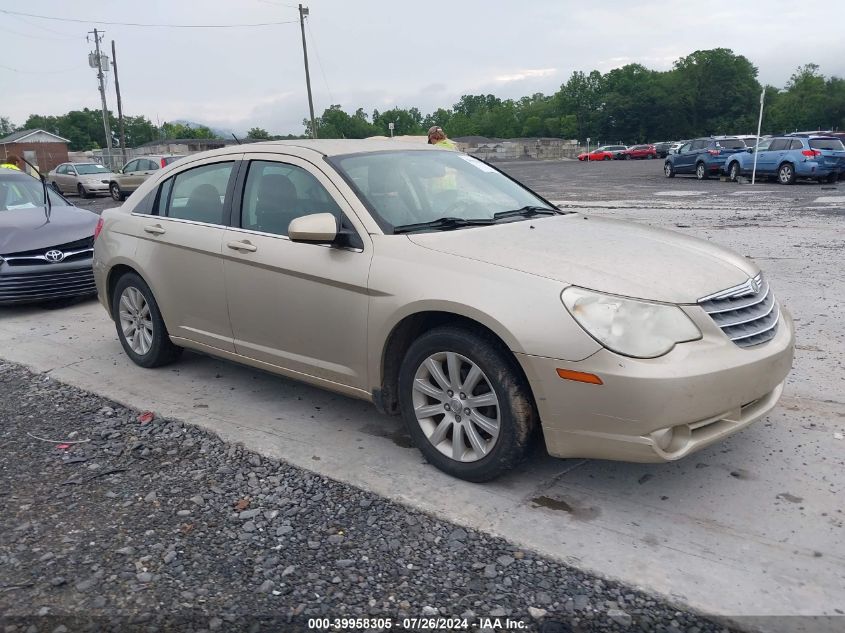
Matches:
[[4, 159, 843, 630]]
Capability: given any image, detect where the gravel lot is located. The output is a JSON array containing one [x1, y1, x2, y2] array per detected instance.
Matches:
[[0, 361, 733, 633]]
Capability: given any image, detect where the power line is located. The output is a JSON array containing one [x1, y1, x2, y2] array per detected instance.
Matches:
[[0, 63, 82, 74], [0, 9, 298, 29], [306, 20, 334, 105], [0, 24, 83, 42], [5, 11, 83, 38]]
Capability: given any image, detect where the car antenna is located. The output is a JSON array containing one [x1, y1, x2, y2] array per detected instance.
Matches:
[[18, 155, 52, 221], [231, 133, 241, 144]]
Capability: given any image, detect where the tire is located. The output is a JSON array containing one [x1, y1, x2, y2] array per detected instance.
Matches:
[[695, 162, 708, 180], [777, 163, 795, 185], [728, 162, 741, 182], [111, 272, 182, 368], [824, 172, 837, 184], [664, 162, 675, 178], [648, 154, 654, 159], [110, 182, 125, 201], [51, 181, 60, 192], [604, 155, 611, 161], [398, 326, 537, 482], [77, 183, 90, 199], [625, 154, 631, 160]]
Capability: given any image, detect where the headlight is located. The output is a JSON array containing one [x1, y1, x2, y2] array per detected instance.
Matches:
[[562, 287, 700, 358]]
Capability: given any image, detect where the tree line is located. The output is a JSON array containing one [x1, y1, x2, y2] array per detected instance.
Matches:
[[3, 49, 843, 151]]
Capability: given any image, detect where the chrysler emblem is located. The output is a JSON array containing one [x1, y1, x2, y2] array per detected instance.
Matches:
[[749, 277, 760, 293], [45, 249, 65, 263]]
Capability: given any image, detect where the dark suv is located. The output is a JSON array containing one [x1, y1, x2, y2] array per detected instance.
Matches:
[[664, 137, 747, 179]]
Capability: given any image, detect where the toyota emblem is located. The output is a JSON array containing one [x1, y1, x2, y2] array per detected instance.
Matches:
[[45, 249, 65, 263]]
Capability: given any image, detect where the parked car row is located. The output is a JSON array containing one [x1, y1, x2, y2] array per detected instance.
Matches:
[[577, 144, 658, 161], [47, 154, 184, 202], [664, 134, 845, 184]]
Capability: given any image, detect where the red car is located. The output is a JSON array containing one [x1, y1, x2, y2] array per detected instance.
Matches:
[[577, 145, 626, 161], [622, 144, 658, 159]]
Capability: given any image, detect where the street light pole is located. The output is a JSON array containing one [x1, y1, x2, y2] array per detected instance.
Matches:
[[299, 4, 317, 139], [751, 88, 765, 185]]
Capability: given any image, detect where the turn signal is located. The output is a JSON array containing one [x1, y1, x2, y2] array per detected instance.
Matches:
[[93, 217, 104, 241], [556, 368, 603, 385]]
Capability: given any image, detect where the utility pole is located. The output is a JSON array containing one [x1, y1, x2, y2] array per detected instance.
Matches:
[[298, 4, 317, 139], [88, 29, 113, 159], [111, 40, 127, 166]]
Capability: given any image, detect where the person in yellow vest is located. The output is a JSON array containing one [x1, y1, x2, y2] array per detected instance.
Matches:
[[427, 126, 457, 150], [0, 154, 22, 170]]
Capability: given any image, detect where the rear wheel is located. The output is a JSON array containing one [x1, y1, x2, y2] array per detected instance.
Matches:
[[110, 182, 125, 201], [728, 162, 741, 182], [664, 162, 675, 178], [778, 163, 796, 185], [625, 154, 631, 160], [696, 162, 708, 180], [398, 326, 537, 482], [111, 272, 182, 368]]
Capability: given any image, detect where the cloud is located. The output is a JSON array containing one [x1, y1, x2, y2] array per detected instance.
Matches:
[[495, 68, 557, 83]]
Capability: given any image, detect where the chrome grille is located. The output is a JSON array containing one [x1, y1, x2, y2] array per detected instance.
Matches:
[[0, 268, 96, 304], [698, 273, 779, 348]]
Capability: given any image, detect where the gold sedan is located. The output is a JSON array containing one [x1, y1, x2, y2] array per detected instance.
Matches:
[[92, 140, 794, 481]]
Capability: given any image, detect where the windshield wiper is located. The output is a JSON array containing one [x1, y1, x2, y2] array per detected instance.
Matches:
[[393, 217, 495, 234], [493, 205, 560, 221]]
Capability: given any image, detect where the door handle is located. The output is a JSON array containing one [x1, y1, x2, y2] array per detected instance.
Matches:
[[143, 224, 166, 235], [227, 240, 257, 252]]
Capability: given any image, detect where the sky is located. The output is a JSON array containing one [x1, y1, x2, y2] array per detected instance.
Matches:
[[2, 0, 844, 136]]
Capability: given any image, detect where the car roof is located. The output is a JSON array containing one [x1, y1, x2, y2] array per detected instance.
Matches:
[[1, 169, 43, 182], [174, 139, 444, 162]]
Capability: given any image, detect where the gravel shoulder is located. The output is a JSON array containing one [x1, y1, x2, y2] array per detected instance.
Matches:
[[0, 361, 731, 633]]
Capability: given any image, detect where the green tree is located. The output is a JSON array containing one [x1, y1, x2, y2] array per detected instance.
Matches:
[[247, 127, 272, 140], [160, 122, 218, 139], [1, 116, 15, 136]]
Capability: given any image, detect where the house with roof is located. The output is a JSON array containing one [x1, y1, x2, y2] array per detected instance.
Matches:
[[0, 129, 70, 175]]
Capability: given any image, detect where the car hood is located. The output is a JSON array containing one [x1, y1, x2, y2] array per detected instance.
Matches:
[[406, 214, 757, 303], [0, 205, 99, 254]]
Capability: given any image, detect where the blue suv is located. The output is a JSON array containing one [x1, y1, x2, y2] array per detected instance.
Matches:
[[664, 137, 747, 180], [724, 136, 845, 184]]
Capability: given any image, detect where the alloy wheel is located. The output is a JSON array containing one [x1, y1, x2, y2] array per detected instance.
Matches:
[[118, 286, 154, 356], [411, 351, 500, 463]]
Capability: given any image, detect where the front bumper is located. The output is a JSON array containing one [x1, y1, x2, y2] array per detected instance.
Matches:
[[517, 307, 794, 463], [0, 259, 97, 305], [80, 181, 110, 194]]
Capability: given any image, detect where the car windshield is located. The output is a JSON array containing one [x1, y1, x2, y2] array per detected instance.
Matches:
[[330, 150, 557, 233], [809, 138, 845, 151], [0, 176, 66, 211], [74, 163, 109, 175]]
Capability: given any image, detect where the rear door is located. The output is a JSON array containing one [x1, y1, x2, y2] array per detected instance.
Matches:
[[222, 153, 372, 389], [131, 157, 241, 351]]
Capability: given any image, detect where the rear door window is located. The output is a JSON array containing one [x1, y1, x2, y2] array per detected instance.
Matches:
[[716, 139, 745, 149], [788, 139, 804, 150], [164, 162, 235, 225]]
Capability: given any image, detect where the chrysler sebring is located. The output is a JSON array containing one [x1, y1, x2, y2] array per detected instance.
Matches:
[[92, 140, 794, 481]]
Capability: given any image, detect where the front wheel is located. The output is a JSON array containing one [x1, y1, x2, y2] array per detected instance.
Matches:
[[398, 326, 537, 482], [77, 183, 90, 198], [778, 163, 795, 185], [728, 162, 741, 182], [664, 162, 675, 178], [51, 181, 61, 192], [110, 182, 125, 201], [111, 272, 182, 368], [696, 162, 708, 180]]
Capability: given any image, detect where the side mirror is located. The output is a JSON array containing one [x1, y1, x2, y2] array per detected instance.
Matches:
[[288, 213, 338, 243], [746, 147, 754, 153]]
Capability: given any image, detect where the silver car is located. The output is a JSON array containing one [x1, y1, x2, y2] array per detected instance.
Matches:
[[93, 140, 794, 481], [48, 162, 115, 198], [109, 155, 185, 202]]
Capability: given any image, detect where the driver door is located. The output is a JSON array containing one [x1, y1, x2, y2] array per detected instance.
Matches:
[[222, 153, 372, 390]]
